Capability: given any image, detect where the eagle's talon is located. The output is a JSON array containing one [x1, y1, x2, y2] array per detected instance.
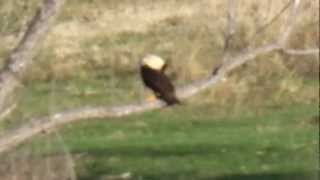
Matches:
[[147, 94, 157, 102]]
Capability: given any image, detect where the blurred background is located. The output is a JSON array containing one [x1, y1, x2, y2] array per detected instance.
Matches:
[[0, 0, 318, 179]]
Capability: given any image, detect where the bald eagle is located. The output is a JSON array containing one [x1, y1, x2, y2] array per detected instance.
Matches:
[[140, 55, 180, 105]]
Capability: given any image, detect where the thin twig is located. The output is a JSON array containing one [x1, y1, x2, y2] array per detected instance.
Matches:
[[279, 0, 301, 45], [254, 0, 292, 37], [281, 48, 320, 56], [223, 0, 238, 52], [217, 0, 238, 74]]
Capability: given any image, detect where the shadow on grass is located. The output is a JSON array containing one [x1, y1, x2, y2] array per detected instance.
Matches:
[[75, 142, 288, 158], [79, 171, 318, 180], [75, 142, 316, 180], [212, 172, 318, 180], [136, 172, 318, 180]]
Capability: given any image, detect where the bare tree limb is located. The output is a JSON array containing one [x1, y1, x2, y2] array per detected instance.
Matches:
[[217, 0, 302, 75], [1, 46, 318, 154], [254, 0, 292, 37], [281, 48, 320, 56], [215, 0, 237, 75], [278, 0, 301, 45], [223, 0, 238, 52], [0, 103, 17, 121], [0, 0, 65, 118], [0, 0, 317, 154]]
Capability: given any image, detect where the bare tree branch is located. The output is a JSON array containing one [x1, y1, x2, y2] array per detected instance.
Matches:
[[0, 0, 65, 118], [3, 51, 320, 155], [281, 48, 320, 56], [278, 0, 301, 45], [0, 103, 17, 121], [254, 0, 292, 37], [216, 0, 238, 75], [0, 46, 317, 154], [217, 0, 302, 75], [223, 0, 238, 52], [0, 0, 317, 154]]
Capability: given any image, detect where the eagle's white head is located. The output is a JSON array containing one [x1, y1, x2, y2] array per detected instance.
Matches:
[[141, 54, 166, 70]]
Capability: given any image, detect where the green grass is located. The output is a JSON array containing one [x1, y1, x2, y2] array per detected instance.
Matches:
[[24, 102, 318, 180], [1, 75, 317, 180]]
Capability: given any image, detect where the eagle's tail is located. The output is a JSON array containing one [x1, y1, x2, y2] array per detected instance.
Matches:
[[162, 94, 181, 106]]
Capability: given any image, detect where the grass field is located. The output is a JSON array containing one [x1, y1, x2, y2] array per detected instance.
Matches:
[[4, 101, 317, 180], [0, 77, 318, 179], [62, 103, 319, 180]]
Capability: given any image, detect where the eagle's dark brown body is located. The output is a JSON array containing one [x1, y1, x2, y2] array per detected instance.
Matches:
[[140, 65, 180, 105]]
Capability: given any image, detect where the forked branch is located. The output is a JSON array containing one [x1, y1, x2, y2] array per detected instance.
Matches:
[[0, 0, 318, 154], [0, 0, 65, 119]]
